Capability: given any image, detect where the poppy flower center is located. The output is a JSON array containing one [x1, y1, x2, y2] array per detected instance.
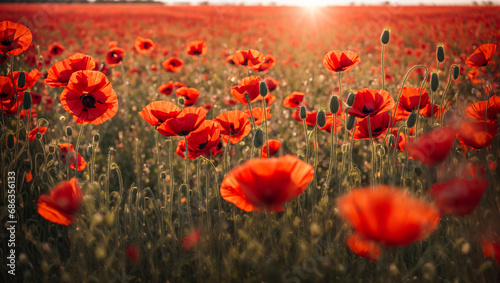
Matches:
[[143, 42, 152, 49], [0, 92, 9, 98], [179, 130, 189, 136], [362, 106, 374, 114], [1, 39, 13, 46], [80, 92, 101, 109], [230, 124, 236, 133], [373, 127, 382, 133], [198, 141, 208, 150]]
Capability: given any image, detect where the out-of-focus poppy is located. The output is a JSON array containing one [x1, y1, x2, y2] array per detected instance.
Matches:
[[244, 107, 271, 126], [108, 41, 118, 48], [226, 55, 235, 65], [283, 91, 306, 108], [12, 69, 42, 92], [466, 43, 497, 68], [398, 87, 430, 112], [323, 50, 360, 72], [162, 57, 183, 72], [319, 113, 343, 133], [20, 108, 37, 119], [37, 178, 82, 225], [262, 139, 281, 158], [125, 244, 141, 265], [431, 178, 488, 216], [457, 121, 498, 149], [45, 53, 96, 88], [59, 143, 87, 171], [215, 110, 251, 144], [220, 155, 314, 212], [255, 93, 276, 106], [158, 81, 174, 96], [157, 107, 207, 137], [48, 42, 64, 57], [174, 81, 186, 88], [468, 70, 481, 84], [135, 36, 155, 54], [353, 113, 391, 139], [186, 40, 207, 56], [305, 110, 318, 127], [465, 95, 500, 121], [0, 75, 15, 102], [406, 127, 456, 166], [60, 70, 118, 125], [348, 88, 395, 118], [346, 232, 381, 262], [265, 77, 280, 91], [139, 101, 180, 127], [0, 21, 32, 55], [230, 76, 261, 104], [176, 87, 200, 107], [482, 239, 500, 265], [28, 126, 47, 141], [252, 54, 276, 72], [186, 120, 221, 159], [105, 47, 125, 67], [232, 49, 265, 69], [182, 229, 200, 251], [337, 186, 440, 247]]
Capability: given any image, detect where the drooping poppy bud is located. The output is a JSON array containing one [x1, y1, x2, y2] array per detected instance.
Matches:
[[347, 92, 356, 106], [253, 128, 264, 148], [330, 95, 340, 114], [436, 45, 445, 63], [346, 115, 356, 131], [380, 29, 390, 45], [317, 110, 326, 128], [431, 72, 439, 92], [452, 65, 459, 80], [259, 80, 268, 98], [406, 112, 418, 128], [22, 91, 32, 110], [299, 106, 307, 120]]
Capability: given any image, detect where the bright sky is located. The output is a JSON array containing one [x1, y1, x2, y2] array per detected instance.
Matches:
[[161, 0, 497, 5]]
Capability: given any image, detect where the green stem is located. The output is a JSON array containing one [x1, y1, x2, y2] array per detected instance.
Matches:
[[381, 44, 385, 90], [367, 116, 375, 188], [338, 71, 342, 98], [262, 99, 270, 158], [326, 114, 337, 185], [224, 132, 231, 176], [303, 119, 309, 163], [440, 64, 459, 125], [74, 124, 84, 177]]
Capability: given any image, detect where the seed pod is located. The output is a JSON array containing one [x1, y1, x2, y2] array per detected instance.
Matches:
[[329, 95, 340, 114], [7, 134, 15, 149], [406, 112, 418, 128], [35, 132, 42, 140], [93, 133, 100, 143], [346, 115, 356, 131], [386, 134, 395, 148], [178, 97, 185, 106], [380, 29, 390, 45], [66, 126, 73, 137], [22, 91, 32, 110], [430, 72, 439, 92], [299, 106, 307, 120], [436, 45, 445, 63], [244, 92, 251, 103], [317, 110, 326, 128], [346, 92, 356, 106], [259, 80, 268, 97], [253, 128, 264, 148], [452, 65, 459, 80], [160, 172, 167, 180], [17, 72, 26, 88], [87, 145, 93, 155]]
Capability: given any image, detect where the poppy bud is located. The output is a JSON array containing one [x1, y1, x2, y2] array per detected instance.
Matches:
[[7, 134, 15, 149], [93, 133, 100, 143], [380, 29, 390, 45], [65, 126, 73, 137], [299, 106, 307, 120], [386, 134, 395, 147], [436, 45, 445, 63], [317, 110, 326, 128], [259, 81, 268, 98], [406, 112, 418, 128], [244, 93, 251, 103], [49, 144, 56, 154], [87, 145, 93, 155], [298, 154, 304, 161], [329, 95, 340, 114], [430, 72, 439, 92], [346, 116, 356, 131], [178, 97, 185, 106], [22, 91, 32, 110], [452, 65, 459, 80], [36, 132, 42, 140], [346, 92, 356, 106], [17, 72, 26, 88], [160, 172, 167, 180], [253, 128, 264, 148]]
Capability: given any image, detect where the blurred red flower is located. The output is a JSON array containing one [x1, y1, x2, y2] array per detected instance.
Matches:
[[182, 229, 200, 251], [457, 120, 498, 149], [482, 239, 500, 265], [37, 178, 82, 226], [12, 69, 42, 92], [125, 244, 141, 265], [465, 95, 500, 121], [431, 178, 488, 216], [232, 49, 265, 69], [0, 21, 32, 56], [264, 77, 280, 91], [283, 91, 306, 108], [135, 36, 155, 54], [185, 120, 221, 159], [176, 87, 200, 107], [244, 107, 271, 126], [59, 143, 87, 171], [466, 43, 496, 68], [105, 47, 125, 67], [186, 40, 207, 56], [262, 139, 281, 158], [406, 127, 456, 166], [346, 232, 381, 262], [158, 81, 174, 96], [48, 42, 65, 57], [162, 57, 184, 72]]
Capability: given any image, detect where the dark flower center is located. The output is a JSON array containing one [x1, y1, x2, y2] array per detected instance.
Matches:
[[143, 42, 152, 49], [80, 92, 103, 110], [362, 106, 374, 114], [0, 92, 9, 98], [198, 141, 208, 150], [1, 39, 13, 46], [179, 130, 189, 136], [229, 124, 235, 133], [373, 127, 382, 133]]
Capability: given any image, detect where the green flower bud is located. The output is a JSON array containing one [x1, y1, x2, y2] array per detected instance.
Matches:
[[65, 126, 73, 137], [329, 95, 340, 114], [22, 91, 32, 110], [346, 116, 356, 131], [436, 45, 445, 63], [452, 65, 459, 80], [406, 112, 418, 128], [244, 92, 251, 103], [380, 29, 390, 45], [317, 110, 326, 128], [36, 132, 42, 140], [160, 172, 167, 180], [7, 134, 15, 149], [430, 72, 439, 92], [17, 72, 26, 89], [93, 133, 100, 143], [259, 80, 268, 97], [299, 106, 307, 120], [346, 92, 356, 106], [253, 128, 264, 148], [178, 96, 185, 106]]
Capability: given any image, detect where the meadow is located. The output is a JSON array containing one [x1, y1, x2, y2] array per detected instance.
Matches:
[[1, 3, 500, 282]]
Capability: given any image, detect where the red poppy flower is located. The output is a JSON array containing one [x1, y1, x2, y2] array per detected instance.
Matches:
[[28, 126, 47, 141], [255, 93, 276, 106], [157, 107, 207, 137], [48, 42, 65, 57], [20, 108, 37, 119], [305, 110, 318, 127], [59, 143, 87, 171], [337, 186, 440, 247], [176, 87, 200, 107], [323, 50, 361, 72], [245, 107, 271, 126], [346, 232, 381, 262], [230, 76, 261, 104], [174, 81, 186, 88], [226, 55, 235, 65], [220, 155, 314, 212], [283, 91, 306, 109], [262, 139, 281, 158], [0, 21, 32, 56], [0, 75, 15, 102], [139, 101, 180, 127], [215, 110, 251, 144], [466, 43, 497, 68], [431, 178, 488, 216], [37, 178, 82, 225], [468, 70, 481, 84], [182, 229, 200, 251], [125, 244, 141, 265], [108, 41, 118, 48], [406, 127, 456, 166], [158, 81, 174, 96], [318, 113, 343, 133], [465, 95, 500, 121], [12, 69, 42, 92], [398, 87, 430, 112], [105, 47, 125, 67], [177, 138, 223, 159], [353, 113, 391, 140], [186, 40, 207, 56], [482, 239, 500, 265], [60, 70, 118, 125], [419, 103, 445, 118], [162, 57, 184, 72], [457, 121, 498, 149], [252, 54, 276, 72], [45, 53, 96, 88], [223, 96, 238, 106], [232, 49, 265, 69], [135, 36, 154, 54], [264, 77, 280, 91], [348, 88, 395, 118], [186, 120, 221, 159]]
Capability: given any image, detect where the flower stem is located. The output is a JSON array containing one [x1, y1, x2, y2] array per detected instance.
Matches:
[[262, 99, 270, 158], [367, 116, 375, 189], [303, 119, 309, 163], [381, 44, 385, 91], [74, 124, 84, 177]]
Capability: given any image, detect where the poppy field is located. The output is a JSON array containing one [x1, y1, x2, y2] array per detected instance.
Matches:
[[1, 3, 500, 282]]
